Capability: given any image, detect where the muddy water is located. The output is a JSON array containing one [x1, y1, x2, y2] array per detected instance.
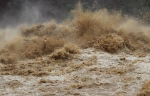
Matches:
[[0, 48, 150, 96], [0, 3, 150, 96]]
